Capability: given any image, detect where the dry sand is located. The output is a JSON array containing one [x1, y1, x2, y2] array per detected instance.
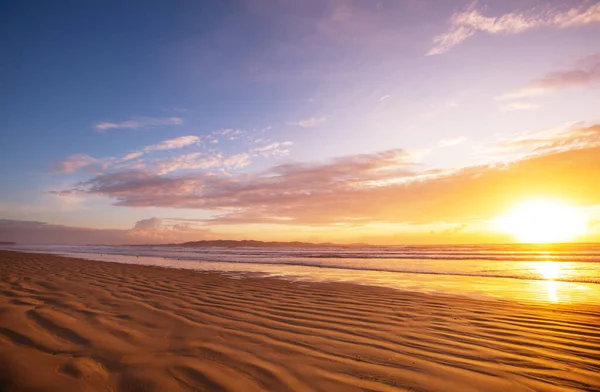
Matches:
[[0, 250, 599, 392]]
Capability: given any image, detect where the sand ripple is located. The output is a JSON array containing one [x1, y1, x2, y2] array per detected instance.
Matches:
[[0, 250, 599, 391]]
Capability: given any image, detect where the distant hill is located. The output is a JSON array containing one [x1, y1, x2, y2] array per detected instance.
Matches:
[[0, 242, 16, 245], [160, 240, 373, 248]]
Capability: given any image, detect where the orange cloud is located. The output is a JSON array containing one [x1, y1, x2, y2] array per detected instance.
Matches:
[[56, 131, 600, 229]]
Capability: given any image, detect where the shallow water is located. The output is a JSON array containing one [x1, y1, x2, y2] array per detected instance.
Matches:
[[4, 243, 600, 305]]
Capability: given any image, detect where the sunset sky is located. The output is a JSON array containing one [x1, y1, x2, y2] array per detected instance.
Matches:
[[1, 0, 600, 244]]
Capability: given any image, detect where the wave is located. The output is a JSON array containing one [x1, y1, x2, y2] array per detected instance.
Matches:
[[5, 244, 600, 285]]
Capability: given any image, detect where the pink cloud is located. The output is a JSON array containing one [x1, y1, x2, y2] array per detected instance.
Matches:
[[497, 54, 600, 100], [429, 2, 600, 55], [144, 135, 200, 151], [121, 151, 144, 161], [57, 131, 600, 227], [53, 154, 98, 174]]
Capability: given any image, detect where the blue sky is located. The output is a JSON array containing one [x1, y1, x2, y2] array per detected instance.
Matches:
[[1, 0, 600, 244]]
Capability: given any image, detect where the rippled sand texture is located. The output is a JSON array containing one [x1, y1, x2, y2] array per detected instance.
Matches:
[[0, 250, 599, 392]]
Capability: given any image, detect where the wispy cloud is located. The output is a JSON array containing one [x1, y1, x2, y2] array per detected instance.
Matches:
[[497, 54, 600, 100], [144, 135, 200, 152], [500, 102, 540, 112], [250, 141, 293, 158], [213, 129, 244, 140], [121, 152, 144, 161], [94, 117, 183, 131], [428, 2, 600, 55], [493, 124, 600, 156], [151, 152, 251, 175], [288, 116, 327, 128], [53, 154, 98, 174]]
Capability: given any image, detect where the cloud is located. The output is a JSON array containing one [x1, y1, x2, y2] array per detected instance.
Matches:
[[0, 218, 213, 245], [53, 154, 98, 174], [150, 152, 251, 175], [250, 141, 293, 157], [56, 126, 600, 228], [94, 117, 183, 131], [500, 102, 541, 112], [121, 152, 144, 161], [378, 94, 391, 102], [144, 135, 200, 151], [429, 2, 600, 55], [497, 54, 600, 100], [54, 129, 290, 175], [288, 116, 327, 128], [213, 129, 244, 140], [493, 124, 600, 156]]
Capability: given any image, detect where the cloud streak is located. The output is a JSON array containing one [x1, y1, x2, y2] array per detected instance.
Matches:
[[429, 2, 600, 55], [143, 135, 200, 152], [94, 117, 183, 131], [53, 154, 99, 174], [497, 54, 600, 100], [54, 129, 292, 176]]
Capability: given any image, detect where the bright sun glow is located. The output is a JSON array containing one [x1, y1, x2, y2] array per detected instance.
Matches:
[[534, 261, 561, 280], [497, 199, 588, 243]]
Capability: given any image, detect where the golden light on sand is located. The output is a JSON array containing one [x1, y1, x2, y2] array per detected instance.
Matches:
[[497, 199, 587, 243]]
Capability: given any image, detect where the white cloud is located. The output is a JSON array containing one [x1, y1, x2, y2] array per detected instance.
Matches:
[[94, 117, 183, 131], [288, 116, 327, 128], [429, 2, 600, 55]]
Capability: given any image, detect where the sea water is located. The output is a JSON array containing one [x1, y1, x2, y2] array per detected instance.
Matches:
[[3, 243, 600, 304]]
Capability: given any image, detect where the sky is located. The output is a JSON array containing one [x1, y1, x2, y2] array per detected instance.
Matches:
[[1, 0, 600, 245]]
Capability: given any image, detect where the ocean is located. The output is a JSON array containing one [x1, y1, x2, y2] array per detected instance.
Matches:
[[3, 243, 600, 305]]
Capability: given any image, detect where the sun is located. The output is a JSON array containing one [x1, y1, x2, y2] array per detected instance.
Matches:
[[497, 199, 588, 243]]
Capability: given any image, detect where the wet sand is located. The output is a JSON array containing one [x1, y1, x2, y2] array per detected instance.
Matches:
[[0, 250, 599, 391]]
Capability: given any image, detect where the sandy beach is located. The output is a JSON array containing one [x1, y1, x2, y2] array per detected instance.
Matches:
[[0, 250, 599, 392]]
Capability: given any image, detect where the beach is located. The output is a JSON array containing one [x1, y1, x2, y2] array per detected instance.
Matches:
[[1, 250, 599, 392]]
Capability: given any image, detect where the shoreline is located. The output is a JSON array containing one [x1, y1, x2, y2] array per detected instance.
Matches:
[[1, 250, 599, 391], [4, 248, 600, 305]]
